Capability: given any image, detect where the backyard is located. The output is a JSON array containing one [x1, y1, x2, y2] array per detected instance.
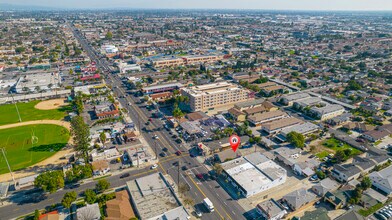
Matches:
[[316, 138, 362, 159]]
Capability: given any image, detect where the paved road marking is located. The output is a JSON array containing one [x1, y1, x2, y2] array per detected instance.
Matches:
[[185, 172, 224, 220], [159, 153, 190, 163]]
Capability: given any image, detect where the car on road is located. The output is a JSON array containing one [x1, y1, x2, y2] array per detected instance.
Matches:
[[173, 161, 179, 166], [151, 164, 158, 169], [120, 173, 130, 178], [196, 173, 204, 180], [172, 135, 178, 139], [195, 209, 202, 217], [175, 150, 182, 156], [162, 147, 168, 152], [149, 118, 153, 122], [160, 152, 167, 157], [145, 121, 150, 125], [182, 165, 188, 171], [153, 135, 159, 139], [175, 139, 183, 144]]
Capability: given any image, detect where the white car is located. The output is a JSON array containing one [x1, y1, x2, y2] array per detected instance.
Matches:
[[195, 210, 202, 217], [153, 135, 159, 139], [151, 164, 158, 169]]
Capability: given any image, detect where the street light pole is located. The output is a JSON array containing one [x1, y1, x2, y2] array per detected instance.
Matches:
[[1, 148, 17, 188], [11, 95, 22, 122]]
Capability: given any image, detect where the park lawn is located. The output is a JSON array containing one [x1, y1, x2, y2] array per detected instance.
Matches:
[[323, 138, 362, 155], [0, 100, 68, 126], [0, 124, 70, 174]]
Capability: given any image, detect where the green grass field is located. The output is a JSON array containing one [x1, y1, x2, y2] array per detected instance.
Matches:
[[0, 124, 70, 174], [0, 100, 69, 126], [316, 138, 362, 159]]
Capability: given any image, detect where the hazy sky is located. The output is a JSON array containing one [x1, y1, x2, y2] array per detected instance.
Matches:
[[2, 0, 392, 10]]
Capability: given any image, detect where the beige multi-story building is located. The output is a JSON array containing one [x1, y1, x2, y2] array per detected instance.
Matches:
[[181, 82, 252, 112]]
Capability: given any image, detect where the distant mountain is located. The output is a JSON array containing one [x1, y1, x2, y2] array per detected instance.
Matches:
[[0, 3, 58, 11]]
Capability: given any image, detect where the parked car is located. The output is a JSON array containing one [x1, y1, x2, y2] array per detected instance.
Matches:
[[120, 173, 130, 178], [175, 150, 182, 156], [151, 164, 158, 169], [162, 147, 168, 152]]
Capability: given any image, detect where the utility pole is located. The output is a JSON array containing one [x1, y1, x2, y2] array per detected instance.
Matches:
[[11, 95, 21, 122], [1, 148, 16, 188], [177, 160, 180, 185]]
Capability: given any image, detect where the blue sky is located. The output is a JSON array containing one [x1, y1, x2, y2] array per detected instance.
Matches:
[[2, 0, 392, 10]]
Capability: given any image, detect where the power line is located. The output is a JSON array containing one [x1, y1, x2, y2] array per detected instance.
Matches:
[[0, 148, 17, 188]]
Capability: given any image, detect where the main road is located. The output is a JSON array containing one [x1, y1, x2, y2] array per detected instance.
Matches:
[[68, 22, 247, 220]]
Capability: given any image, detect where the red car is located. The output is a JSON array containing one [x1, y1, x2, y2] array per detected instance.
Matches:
[[149, 118, 153, 122], [196, 173, 204, 180], [175, 150, 182, 156]]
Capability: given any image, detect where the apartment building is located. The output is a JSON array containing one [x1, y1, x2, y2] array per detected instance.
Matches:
[[150, 56, 184, 68], [247, 110, 289, 126], [310, 104, 345, 121], [183, 54, 224, 65], [181, 82, 252, 112]]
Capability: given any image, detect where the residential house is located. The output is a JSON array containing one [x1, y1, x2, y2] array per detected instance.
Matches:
[[105, 190, 136, 220], [342, 122, 375, 133], [279, 92, 311, 106], [311, 178, 340, 197], [91, 160, 110, 176], [247, 110, 289, 126], [282, 188, 316, 211], [335, 210, 365, 220], [331, 164, 362, 183], [256, 199, 287, 220], [293, 159, 320, 177], [310, 104, 345, 121], [261, 117, 303, 134], [324, 191, 345, 209], [38, 211, 61, 220], [369, 165, 392, 195], [327, 113, 353, 126], [94, 103, 120, 119], [228, 107, 246, 122], [77, 203, 101, 220]]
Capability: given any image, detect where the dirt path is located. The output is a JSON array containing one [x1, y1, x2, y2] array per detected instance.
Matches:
[[0, 120, 74, 182], [34, 98, 68, 110]]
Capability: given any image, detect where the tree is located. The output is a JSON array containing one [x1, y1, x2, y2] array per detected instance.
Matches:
[[172, 107, 185, 119], [95, 179, 110, 193], [178, 183, 190, 195], [286, 131, 305, 148], [334, 150, 346, 163], [62, 191, 77, 209], [315, 170, 326, 180], [84, 189, 97, 204], [34, 170, 65, 193], [71, 116, 91, 163], [99, 132, 106, 143], [105, 31, 113, 40], [310, 145, 316, 153], [15, 47, 26, 54], [360, 176, 372, 190], [183, 197, 194, 208], [212, 163, 223, 176], [34, 209, 40, 220]]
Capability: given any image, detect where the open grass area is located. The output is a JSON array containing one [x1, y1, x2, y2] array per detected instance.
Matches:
[[0, 124, 69, 174], [0, 100, 69, 126], [315, 138, 362, 159]]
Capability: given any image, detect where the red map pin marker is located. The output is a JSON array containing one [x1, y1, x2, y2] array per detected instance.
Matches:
[[229, 135, 240, 152]]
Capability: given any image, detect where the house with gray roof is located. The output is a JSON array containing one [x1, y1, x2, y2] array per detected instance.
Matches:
[[77, 203, 101, 220], [311, 178, 340, 197], [279, 92, 310, 106], [331, 164, 362, 183], [335, 210, 365, 220], [352, 156, 376, 173], [369, 165, 392, 195], [256, 199, 287, 220], [282, 188, 316, 211]]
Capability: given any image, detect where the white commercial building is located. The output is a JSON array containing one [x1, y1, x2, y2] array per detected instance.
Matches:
[[221, 152, 286, 198], [310, 104, 345, 121], [102, 45, 118, 54], [15, 72, 61, 93]]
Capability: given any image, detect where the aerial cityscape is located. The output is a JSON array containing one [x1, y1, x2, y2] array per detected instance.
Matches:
[[0, 1, 391, 220]]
